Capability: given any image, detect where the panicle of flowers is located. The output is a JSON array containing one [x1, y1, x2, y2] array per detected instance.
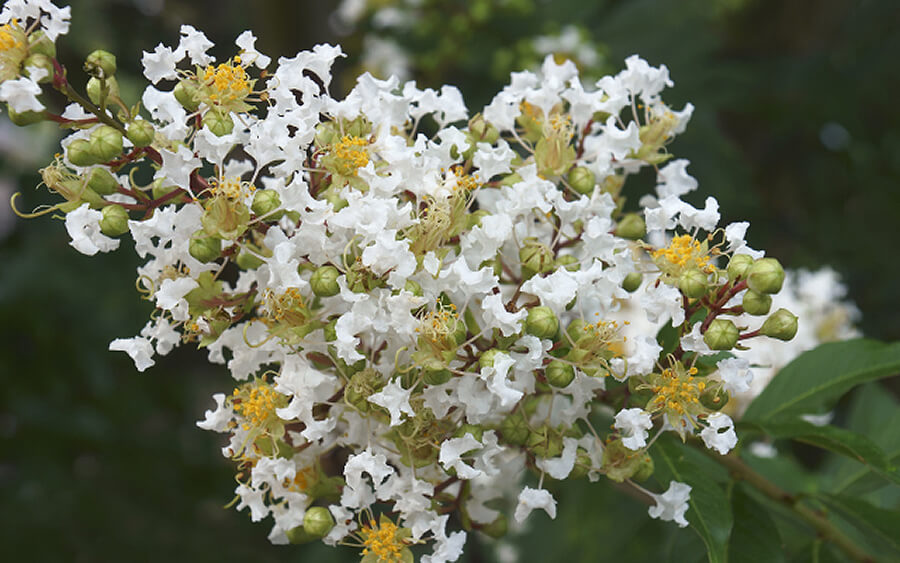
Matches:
[[4, 2, 815, 559]]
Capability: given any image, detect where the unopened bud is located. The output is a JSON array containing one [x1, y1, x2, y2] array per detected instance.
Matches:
[[760, 308, 798, 341], [84, 49, 116, 78], [478, 348, 502, 370], [678, 268, 708, 299], [616, 213, 646, 240], [86, 76, 120, 106], [500, 412, 529, 446], [310, 265, 341, 297], [556, 254, 579, 272], [742, 289, 772, 316], [525, 306, 559, 339], [703, 319, 739, 350], [526, 427, 563, 459], [747, 258, 785, 294], [89, 125, 123, 162], [99, 204, 129, 236], [173, 79, 201, 112], [202, 110, 234, 137], [67, 139, 100, 166], [251, 189, 281, 217], [468, 113, 500, 145], [404, 279, 422, 296], [567, 166, 596, 195], [87, 167, 118, 195], [466, 209, 490, 230], [700, 387, 729, 411], [6, 105, 46, 126], [727, 254, 754, 281], [545, 359, 575, 388], [285, 526, 316, 545], [28, 31, 56, 58], [126, 119, 155, 147], [622, 272, 642, 293], [302, 506, 334, 538], [189, 236, 221, 263], [423, 364, 452, 385], [519, 239, 554, 280]]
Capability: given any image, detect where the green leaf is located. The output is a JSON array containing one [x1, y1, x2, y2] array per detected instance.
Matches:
[[653, 438, 732, 563], [743, 339, 900, 422], [818, 494, 900, 557], [728, 484, 786, 563], [743, 419, 900, 488]]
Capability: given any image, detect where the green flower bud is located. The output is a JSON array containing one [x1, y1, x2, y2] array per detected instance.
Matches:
[[616, 213, 646, 240], [631, 453, 655, 482], [98, 204, 129, 236], [526, 427, 563, 459], [727, 254, 754, 281], [468, 113, 499, 145], [742, 289, 772, 316], [466, 209, 490, 230], [700, 387, 729, 411], [678, 268, 708, 299], [323, 319, 337, 342], [500, 412, 530, 446], [236, 250, 264, 270], [525, 306, 559, 339], [423, 364, 452, 385], [126, 119, 155, 147], [453, 424, 484, 443], [89, 125, 123, 162], [747, 257, 785, 294], [556, 254, 579, 272], [203, 110, 234, 137], [6, 105, 46, 126], [622, 271, 642, 293], [703, 319, 739, 350], [84, 49, 116, 78], [189, 236, 222, 263], [404, 279, 422, 296], [519, 239, 554, 280], [545, 359, 575, 388], [251, 189, 282, 217], [302, 506, 334, 538], [86, 76, 120, 106], [310, 265, 341, 297], [173, 79, 201, 112], [478, 348, 502, 370], [23, 54, 53, 83], [67, 139, 101, 166], [760, 308, 799, 341], [86, 167, 118, 195], [567, 166, 596, 195], [285, 525, 316, 545], [28, 31, 56, 58], [479, 514, 508, 539]]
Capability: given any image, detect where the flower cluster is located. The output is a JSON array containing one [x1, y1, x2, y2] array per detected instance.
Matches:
[[4, 2, 808, 560]]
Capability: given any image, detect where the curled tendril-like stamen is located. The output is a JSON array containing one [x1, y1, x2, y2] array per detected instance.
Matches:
[[136, 274, 156, 298], [9, 192, 66, 218], [242, 322, 275, 348]]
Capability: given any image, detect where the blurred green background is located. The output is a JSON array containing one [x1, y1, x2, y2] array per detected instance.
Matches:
[[1, 0, 898, 561]]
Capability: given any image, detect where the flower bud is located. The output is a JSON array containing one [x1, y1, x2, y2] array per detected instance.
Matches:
[[466, 209, 490, 230], [404, 279, 422, 296], [423, 364, 452, 385], [453, 423, 484, 443], [86, 167, 118, 195], [468, 113, 499, 145], [478, 348, 502, 370], [556, 254, 579, 272], [323, 319, 337, 342], [28, 31, 56, 58], [310, 265, 341, 297], [189, 236, 221, 263], [567, 166, 596, 195], [202, 110, 234, 137], [23, 54, 53, 83], [519, 239, 554, 280], [500, 412, 530, 446], [616, 213, 646, 240], [622, 271, 642, 293], [760, 308, 798, 341], [6, 105, 46, 126], [545, 359, 575, 388], [526, 426, 563, 459], [99, 204, 129, 236], [302, 506, 334, 538], [173, 79, 201, 112], [742, 289, 772, 316], [86, 76, 120, 106], [678, 268, 708, 299], [126, 119, 155, 147], [89, 125, 123, 162], [525, 306, 559, 339], [727, 254, 754, 281], [703, 319, 739, 350], [84, 49, 116, 78], [479, 513, 508, 539], [67, 139, 101, 166], [700, 387, 729, 411], [747, 257, 785, 294], [251, 189, 281, 217], [285, 526, 316, 545]]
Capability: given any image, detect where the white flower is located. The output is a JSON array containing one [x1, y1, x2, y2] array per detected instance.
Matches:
[[196, 393, 232, 432], [64, 204, 120, 256], [177, 24, 214, 66], [715, 357, 753, 395], [473, 140, 514, 180], [108, 336, 155, 372], [154, 276, 198, 322], [141, 43, 182, 83], [514, 487, 557, 523], [438, 433, 483, 480], [367, 377, 415, 427], [155, 146, 201, 191], [615, 408, 653, 450], [535, 437, 579, 479], [0, 73, 45, 113], [656, 159, 697, 199], [700, 412, 738, 455], [648, 481, 691, 527], [235, 30, 271, 68]]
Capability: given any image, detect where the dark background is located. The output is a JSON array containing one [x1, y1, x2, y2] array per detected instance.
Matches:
[[1, 0, 898, 561]]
